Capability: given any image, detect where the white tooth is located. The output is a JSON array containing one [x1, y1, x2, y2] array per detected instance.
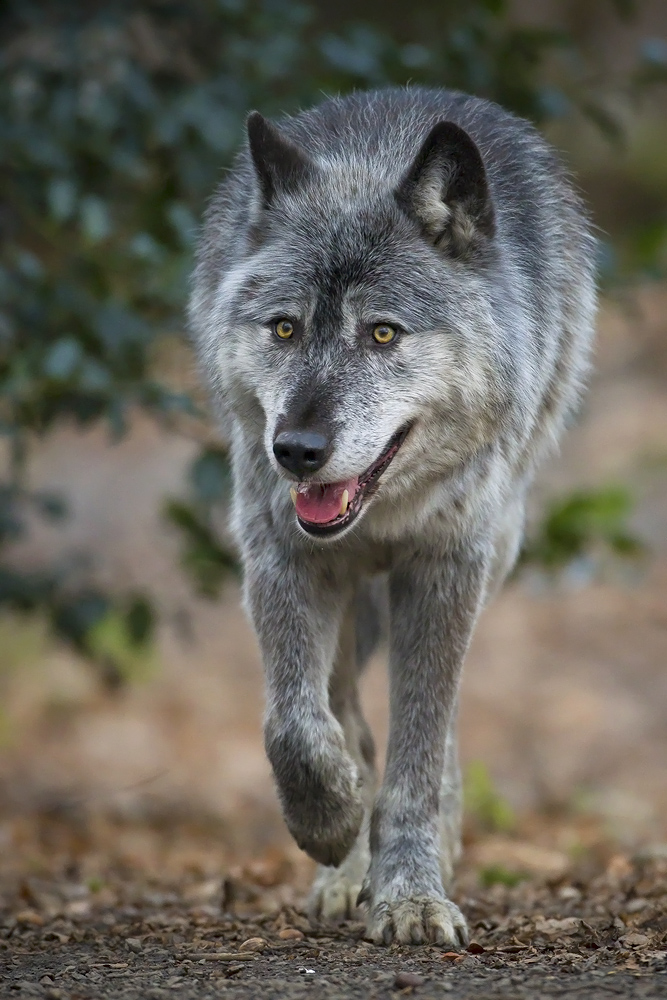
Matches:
[[290, 488, 297, 506], [340, 489, 349, 517]]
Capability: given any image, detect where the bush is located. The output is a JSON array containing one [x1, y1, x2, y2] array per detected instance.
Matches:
[[0, 0, 662, 678]]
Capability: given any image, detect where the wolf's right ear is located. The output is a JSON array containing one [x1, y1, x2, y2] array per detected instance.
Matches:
[[246, 112, 316, 209], [395, 121, 495, 253]]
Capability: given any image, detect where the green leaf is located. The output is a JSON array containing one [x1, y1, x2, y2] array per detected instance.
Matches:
[[479, 865, 526, 888], [47, 177, 77, 222], [125, 595, 154, 646], [521, 486, 643, 571], [79, 195, 112, 243], [85, 608, 157, 683], [464, 760, 516, 833], [52, 592, 110, 647], [164, 499, 237, 599], [43, 337, 82, 381]]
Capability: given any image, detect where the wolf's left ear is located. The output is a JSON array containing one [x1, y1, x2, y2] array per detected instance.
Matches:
[[395, 121, 495, 251], [246, 111, 316, 209]]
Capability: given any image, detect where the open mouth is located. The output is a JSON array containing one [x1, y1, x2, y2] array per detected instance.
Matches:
[[291, 424, 412, 537]]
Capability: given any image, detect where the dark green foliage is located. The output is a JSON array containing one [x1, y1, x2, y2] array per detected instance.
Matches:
[[164, 446, 237, 599], [0, 0, 660, 677], [165, 500, 237, 599], [521, 487, 644, 572]]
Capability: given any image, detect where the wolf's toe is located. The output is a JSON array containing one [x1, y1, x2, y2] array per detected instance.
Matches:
[[366, 896, 468, 947], [309, 871, 362, 922]]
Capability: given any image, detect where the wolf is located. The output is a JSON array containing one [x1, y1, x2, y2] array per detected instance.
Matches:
[[189, 86, 596, 946]]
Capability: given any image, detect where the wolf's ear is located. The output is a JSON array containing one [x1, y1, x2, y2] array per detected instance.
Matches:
[[395, 121, 495, 251], [246, 111, 315, 208]]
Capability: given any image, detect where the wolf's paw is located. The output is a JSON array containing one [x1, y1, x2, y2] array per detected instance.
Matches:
[[365, 895, 468, 947], [290, 787, 363, 867], [266, 722, 364, 867], [308, 834, 370, 922], [308, 867, 364, 922]]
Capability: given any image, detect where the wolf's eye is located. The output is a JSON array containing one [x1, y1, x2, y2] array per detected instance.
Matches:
[[372, 323, 397, 345], [274, 319, 294, 340]]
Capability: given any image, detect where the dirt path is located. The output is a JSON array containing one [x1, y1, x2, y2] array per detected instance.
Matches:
[[2, 822, 666, 1000]]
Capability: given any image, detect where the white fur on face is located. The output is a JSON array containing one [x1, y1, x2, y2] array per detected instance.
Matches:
[[212, 285, 512, 538]]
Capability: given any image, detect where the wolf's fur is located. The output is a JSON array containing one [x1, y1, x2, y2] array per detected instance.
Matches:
[[189, 87, 596, 946]]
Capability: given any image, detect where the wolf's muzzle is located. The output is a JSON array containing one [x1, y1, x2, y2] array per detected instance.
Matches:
[[273, 428, 332, 478]]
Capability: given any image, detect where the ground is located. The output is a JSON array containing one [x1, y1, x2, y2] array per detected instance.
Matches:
[[2, 812, 667, 1000]]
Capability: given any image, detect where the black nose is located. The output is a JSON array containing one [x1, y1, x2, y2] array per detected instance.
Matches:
[[273, 429, 331, 477]]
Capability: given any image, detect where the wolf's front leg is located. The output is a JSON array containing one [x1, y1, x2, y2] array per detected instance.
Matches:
[[308, 595, 378, 921], [245, 546, 364, 867], [361, 545, 487, 946]]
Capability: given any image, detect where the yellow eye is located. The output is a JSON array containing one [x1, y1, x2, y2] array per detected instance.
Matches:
[[274, 319, 294, 339], [372, 323, 397, 345]]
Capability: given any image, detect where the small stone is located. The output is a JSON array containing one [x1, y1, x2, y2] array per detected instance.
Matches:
[[64, 899, 90, 918], [239, 936, 266, 952], [606, 855, 633, 882], [278, 927, 304, 940], [126, 936, 143, 952], [15, 909, 44, 927], [620, 932, 650, 948], [534, 916, 582, 937], [467, 940, 485, 954], [394, 970, 424, 989], [43, 931, 69, 944]]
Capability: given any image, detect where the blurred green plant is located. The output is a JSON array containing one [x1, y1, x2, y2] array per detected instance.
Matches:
[[520, 486, 644, 573], [478, 864, 526, 888], [164, 446, 238, 599], [464, 760, 516, 834], [0, 0, 662, 679]]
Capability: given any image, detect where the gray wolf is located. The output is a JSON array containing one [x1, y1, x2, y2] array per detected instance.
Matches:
[[189, 86, 596, 946]]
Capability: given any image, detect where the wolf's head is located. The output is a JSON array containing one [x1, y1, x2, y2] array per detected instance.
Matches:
[[201, 109, 517, 540]]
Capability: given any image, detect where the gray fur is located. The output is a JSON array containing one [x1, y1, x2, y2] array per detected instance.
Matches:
[[189, 86, 596, 946]]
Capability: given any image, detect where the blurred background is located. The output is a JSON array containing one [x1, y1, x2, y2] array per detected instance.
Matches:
[[1, 0, 666, 890]]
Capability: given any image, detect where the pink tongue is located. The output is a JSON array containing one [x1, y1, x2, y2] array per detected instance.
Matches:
[[295, 478, 359, 524]]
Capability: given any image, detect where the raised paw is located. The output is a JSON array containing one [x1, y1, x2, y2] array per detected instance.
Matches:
[[290, 788, 363, 867], [366, 896, 469, 947], [265, 720, 364, 867]]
